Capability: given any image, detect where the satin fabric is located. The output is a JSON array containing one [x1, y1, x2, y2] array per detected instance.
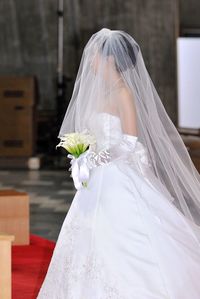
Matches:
[[37, 113, 200, 299]]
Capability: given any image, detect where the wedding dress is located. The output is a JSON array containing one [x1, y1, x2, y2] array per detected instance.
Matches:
[[37, 112, 200, 299]]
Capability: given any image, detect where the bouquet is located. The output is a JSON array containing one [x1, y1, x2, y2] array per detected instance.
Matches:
[[56, 131, 96, 189]]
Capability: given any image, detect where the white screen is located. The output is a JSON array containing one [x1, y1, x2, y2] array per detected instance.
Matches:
[[177, 37, 200, 129]]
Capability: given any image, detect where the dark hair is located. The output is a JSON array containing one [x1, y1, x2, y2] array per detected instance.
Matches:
[[101, 33, 139, 72]]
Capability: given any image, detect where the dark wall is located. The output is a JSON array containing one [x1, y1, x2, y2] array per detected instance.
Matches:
[[0, 0, 179, 122], [0, 0, 57, 110], [180, 0, 200, 29]]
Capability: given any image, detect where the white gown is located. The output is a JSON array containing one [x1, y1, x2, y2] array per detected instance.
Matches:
[[37, 113, 200, 299]]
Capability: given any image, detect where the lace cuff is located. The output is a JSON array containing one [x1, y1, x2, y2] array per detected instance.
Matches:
[[86, 134, 137, 168], [86, 134, 151, 172], [86, 148, 111, 168]]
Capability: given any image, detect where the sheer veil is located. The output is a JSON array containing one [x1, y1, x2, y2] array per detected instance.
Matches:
[[59, 28, 200, 242]]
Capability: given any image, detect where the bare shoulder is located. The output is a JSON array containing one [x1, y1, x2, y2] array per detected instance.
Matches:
[[116, 86, 136, 113], [116, 85, 137, 135], [117, 86, 133, 102]]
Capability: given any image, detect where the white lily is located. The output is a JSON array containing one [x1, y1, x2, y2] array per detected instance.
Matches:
[[56, 131, 96, 189]]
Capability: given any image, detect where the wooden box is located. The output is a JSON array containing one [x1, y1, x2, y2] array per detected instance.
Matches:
[[0, 76, 35, 106], [0, 76, 37, 157], [0, 190, 30, 245], [0, 234, 15, 299]]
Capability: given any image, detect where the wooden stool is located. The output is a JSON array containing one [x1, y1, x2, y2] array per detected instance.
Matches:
[[0, 189, 29, 245], [0, 234, 15, 299]]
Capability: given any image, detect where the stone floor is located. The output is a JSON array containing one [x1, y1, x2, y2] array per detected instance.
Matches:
[[0, 170, 76, 241]]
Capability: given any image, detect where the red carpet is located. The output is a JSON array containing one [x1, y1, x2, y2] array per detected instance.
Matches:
[[12, 235, 55, 299]]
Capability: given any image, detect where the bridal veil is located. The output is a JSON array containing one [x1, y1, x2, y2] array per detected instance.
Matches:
[[58, 28, 200, 242]]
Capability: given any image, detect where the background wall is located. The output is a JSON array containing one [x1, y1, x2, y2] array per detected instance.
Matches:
[[180, 0, 200, 30], [0, 0, 57, 110], [0, 0, 179, 124]]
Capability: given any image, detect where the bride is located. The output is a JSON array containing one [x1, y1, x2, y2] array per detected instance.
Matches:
[[37, 28, 200, 298]]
